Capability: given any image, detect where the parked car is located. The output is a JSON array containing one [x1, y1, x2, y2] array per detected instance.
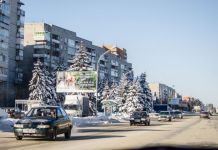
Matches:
[[200, 111, 210, 119], [158, 111, 172, 122], [149, 113, 159, 120], [130, 111, 150, 126], [172, 110, 183, 119], [13, 106, 72, 140]]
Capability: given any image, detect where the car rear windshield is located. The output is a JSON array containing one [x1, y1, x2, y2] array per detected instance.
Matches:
[[26, 108, 57, 118], [132, 112, 147, 116]]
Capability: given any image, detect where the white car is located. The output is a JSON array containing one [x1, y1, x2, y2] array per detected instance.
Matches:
[[158, 111, 172, 122], [149, 113, 159, 120]]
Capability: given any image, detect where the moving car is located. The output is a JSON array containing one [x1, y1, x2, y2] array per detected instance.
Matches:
[[13, 106, 72, 140], [158, 111, 172, 122], [130, 111, 150, 126], [200, 111, 210, 119], [172, 110, 183, 119]]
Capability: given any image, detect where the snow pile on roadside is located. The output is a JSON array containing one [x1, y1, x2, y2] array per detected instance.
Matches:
[[0, 118, 18, 132], [71, 113, 130, 127], [0, 108, 8, 119], [109, 113, 130, 121], [71, 115, 111, 127]]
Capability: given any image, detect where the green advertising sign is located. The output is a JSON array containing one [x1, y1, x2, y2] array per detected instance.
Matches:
[[56, 71, 97, 93]]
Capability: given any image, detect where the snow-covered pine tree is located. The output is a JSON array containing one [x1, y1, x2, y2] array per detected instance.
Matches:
[[116, 74, 131, 113], [97, 79, 107, 112], [68, 41, 92, 71], [29, 60, 46, 104], [29, 59, 58, 106], [43, 66, 57, 106], [138, 73, 153, 112], [109, 81, 118, 100], [101, 81, 110, 101], [122, 80, 144, 113]]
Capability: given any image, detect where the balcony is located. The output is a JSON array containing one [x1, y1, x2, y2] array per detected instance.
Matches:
[[16, 44, 24, 50], [0, 74, 7, 82], [16, 32, 24, 39], [15, 67, 23, 72], [34, 45, 50, 49], [17, 9, 25, 16], [15, 78, 23, 84], [92, 52, 96, 57], [111, 60, 119, 66], [17, 20, 24, 27], [52, 39, 60, 44], [15, 55, 23, 61], [33, 54, 49, 58]]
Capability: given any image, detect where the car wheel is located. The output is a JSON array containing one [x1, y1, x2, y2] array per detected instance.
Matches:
[[65, 127, 71, 139], [148, 121, 150, 126], [50, 128, 57, 141], [130, 123, 133, 126], [16, 136, 23, 140], [169, 118, 172, 122]]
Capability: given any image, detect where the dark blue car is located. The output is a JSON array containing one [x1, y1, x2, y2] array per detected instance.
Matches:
[[14, 106, 72, 140]]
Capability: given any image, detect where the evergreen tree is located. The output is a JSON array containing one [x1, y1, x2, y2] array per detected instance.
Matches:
[[68, 41, 92, 71], [109, 81, 118, 100], [116, 74, 131, 113], [97, 79, 107, 112], [122, 80, 144, 113], [138, 73, 153, 112], [29, 60, 55, 105], [43, 66, 57, 105], [29, 60, 46, 104]]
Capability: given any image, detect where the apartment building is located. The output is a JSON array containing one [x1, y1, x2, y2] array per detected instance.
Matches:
[[149, 83, 176, 104], [23, 23, 132, 97], [0, 0, 25, 107]]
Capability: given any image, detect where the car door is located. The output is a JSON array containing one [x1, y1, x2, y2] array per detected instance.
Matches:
[[56, 108, 66, 134]]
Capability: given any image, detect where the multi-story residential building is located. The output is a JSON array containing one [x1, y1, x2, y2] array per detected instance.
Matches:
[[23, 22, 132, 98], [149, 83, 176, 104], [0, 0, 25, 107]]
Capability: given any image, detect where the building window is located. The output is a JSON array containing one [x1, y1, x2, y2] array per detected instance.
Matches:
[[0, 67, 7, 75]]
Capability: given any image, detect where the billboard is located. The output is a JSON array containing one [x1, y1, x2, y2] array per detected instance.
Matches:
[[56, 71, 97, 93]]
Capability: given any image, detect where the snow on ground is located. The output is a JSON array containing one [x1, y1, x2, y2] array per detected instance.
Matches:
[[0, 118, 19, 132], [0, 113, 130, 132], [0, 108, 8, 119], [70, 113, 130, 128]]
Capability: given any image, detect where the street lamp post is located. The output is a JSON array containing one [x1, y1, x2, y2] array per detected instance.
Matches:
[[96, 50, 111, 115]]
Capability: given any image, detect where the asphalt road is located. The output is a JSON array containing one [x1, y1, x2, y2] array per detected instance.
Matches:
[[0, 116, 218, 150]]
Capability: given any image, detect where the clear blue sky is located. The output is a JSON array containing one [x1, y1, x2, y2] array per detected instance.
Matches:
[[23, 0, 218, 106]]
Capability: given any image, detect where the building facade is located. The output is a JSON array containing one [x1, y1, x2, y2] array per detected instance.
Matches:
[[149, 83, 176, 104], [23, 23, 132, 98], [0, 0, 25, 107]]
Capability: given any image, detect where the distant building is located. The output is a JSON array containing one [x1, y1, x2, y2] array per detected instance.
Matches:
[[149, 83, 176, 104], [0, 0, 25, 107], [22, 23, 132, 99]]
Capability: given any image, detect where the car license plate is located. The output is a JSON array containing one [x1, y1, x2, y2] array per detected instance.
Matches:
[[135, 119, 141, 122], [23, 129, 36, 133]]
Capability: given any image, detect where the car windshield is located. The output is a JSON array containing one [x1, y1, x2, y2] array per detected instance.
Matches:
[[160, 112, 170, 115], [26, 108, 57, 118], [132, 112, 147, 116]]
